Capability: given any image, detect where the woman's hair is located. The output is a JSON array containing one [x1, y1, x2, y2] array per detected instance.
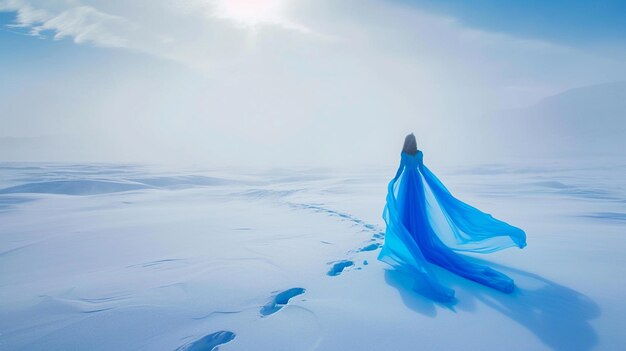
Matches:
[[402, 133, 418, 155]]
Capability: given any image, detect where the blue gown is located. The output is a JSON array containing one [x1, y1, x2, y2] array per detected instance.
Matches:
[[378, 151, 526, 302]]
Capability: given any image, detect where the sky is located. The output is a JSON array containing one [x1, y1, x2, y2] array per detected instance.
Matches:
[[396, 0, 626, 48], [1, 0, 625, 168]]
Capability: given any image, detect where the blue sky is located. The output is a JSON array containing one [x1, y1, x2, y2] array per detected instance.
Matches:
[[397, 0, 626, 48], [1, 0, 625, 166]]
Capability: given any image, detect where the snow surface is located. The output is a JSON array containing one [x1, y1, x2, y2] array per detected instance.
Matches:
[[1, 161, 625, 350]]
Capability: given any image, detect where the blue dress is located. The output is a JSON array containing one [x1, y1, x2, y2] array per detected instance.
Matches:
[[378, 151, 527, 302]]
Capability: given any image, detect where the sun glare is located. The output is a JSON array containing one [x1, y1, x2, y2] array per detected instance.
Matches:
[[213, 0, 289, 27]]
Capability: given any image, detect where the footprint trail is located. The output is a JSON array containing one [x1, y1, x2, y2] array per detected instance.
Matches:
[[289, 202, 384, 277]]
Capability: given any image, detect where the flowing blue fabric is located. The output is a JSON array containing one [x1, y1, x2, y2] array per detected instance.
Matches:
[[378, 151, 526, 302]]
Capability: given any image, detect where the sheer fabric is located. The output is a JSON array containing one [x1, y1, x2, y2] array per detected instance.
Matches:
[[378, 151, 526, 302]]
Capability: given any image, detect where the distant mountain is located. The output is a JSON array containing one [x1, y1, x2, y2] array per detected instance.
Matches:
[[485, 81, 626, 159]]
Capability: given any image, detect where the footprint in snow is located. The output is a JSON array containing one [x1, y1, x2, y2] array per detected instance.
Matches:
[[175, 330, 236, 351], [357, 242, 381, 252], [327, 260, 354, 276], [260, 287, 306, 317]]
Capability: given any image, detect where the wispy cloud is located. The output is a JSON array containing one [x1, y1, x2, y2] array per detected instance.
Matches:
[[1, 1, 130, 47], [0, 0, 315, 69]]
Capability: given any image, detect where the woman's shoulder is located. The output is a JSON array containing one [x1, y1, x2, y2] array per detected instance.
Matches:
[[401, 150, 423, 157]]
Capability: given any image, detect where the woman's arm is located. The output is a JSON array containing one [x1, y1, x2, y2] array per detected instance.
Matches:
[[391, 160, 405, 182]]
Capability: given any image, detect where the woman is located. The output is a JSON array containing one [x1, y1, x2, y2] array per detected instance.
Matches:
[[378, 133, 526, 302]]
